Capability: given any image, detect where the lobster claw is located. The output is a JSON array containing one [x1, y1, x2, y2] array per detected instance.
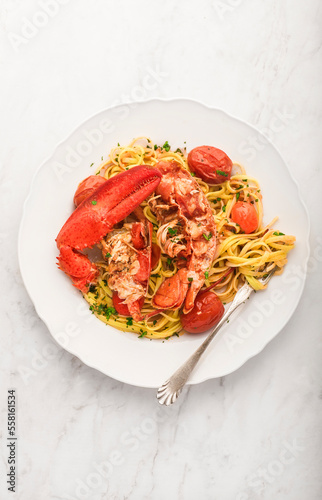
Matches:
[[56, 165, 161, 292]]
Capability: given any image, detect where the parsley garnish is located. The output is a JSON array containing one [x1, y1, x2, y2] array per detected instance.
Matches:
[[162, 140, 170, 152], [222, 205, 226, 212], [236, 192, 240, 201], [191, 172, 196, 177], [205, 271, 209, 279], [167, 258, 172, 266], [126, 317, 133, 326], [154, 144, 158, 150], [90, 162, 94, 167], [89, 304, 116, 320], [105, 252, 111, 258], [91, 200, 97, 205], [216, 170, 228, 177], [168, 227, 178, 236], [188, 277, 193, 282], [138, 331, 147, 338], [273, 231, 285, 236], [202, 233, 212, 241]]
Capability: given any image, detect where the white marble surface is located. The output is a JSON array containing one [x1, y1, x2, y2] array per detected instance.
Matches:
[[0, 0, 321, 499]]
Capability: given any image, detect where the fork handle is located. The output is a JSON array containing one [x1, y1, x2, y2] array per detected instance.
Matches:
[[157, 284, 254, 403]]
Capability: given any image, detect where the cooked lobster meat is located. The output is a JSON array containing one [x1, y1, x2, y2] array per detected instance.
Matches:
[[149, 160, 217, 314]]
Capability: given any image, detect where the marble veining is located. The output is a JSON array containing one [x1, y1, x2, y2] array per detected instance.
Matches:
[[0, 0, 321, 499]]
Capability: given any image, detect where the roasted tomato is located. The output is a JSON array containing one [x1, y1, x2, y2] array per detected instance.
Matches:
[[73, 175, 107, 207], [180, 291, 224, 333], [231, 201, 258, 233], [187, 146, 233, 184], [112, 293, 145, 317]]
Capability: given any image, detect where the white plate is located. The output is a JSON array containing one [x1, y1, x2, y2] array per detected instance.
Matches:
[[18, 99, 310, 388]]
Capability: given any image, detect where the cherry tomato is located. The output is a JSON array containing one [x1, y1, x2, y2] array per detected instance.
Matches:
[[231, 201, 258, 233], [73, 175, 106, 207], [112, 293, 144, 317], [187, 146, 233, 184], [180, 291, 224, 333]]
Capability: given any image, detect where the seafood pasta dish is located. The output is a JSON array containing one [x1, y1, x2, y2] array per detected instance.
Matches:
[[55, 137, 295, 339]]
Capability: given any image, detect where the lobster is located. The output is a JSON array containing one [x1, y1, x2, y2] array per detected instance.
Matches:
[[56, 165, 161, 299], [100, 214, 153, 321], [149, 160, 218, 314]]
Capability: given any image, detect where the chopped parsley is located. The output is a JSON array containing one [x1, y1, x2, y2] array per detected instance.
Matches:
[[89, 285, 96, 293], [202, 233, 212, 241], [101, 156, 103, 161], [91, 200, 97, 205], [154, 141, 171, 152], [222, 205, 226, 212], [188, 277, 193, 282], [236, 192, 240, 201], [138, 331, 147, 338], [126, 317, 133, 326], [205, 271, 209, 279], [216, 170, 228, 177], [167, 257, 172, 266], [105, 252, 111, 258], [168, 227, 178, 236], [273, 231, 285, 236], [89, 304, 117, 321], [191, 172, 196, 177], [90, 162, 94, 167]]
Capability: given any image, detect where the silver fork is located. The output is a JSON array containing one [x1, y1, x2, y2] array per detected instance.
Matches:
[[156, 267, 277, 406]]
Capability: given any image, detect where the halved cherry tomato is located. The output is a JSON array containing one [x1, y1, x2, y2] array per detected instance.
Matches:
[[187, 146, 233, 184], [231, 201, 258, 234], [73, 175, 107, 207], [180, 291, 224, 333], [112, 293, 144, 317]]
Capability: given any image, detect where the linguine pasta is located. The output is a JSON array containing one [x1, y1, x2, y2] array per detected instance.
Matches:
[[83, 137, 295, 339]]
